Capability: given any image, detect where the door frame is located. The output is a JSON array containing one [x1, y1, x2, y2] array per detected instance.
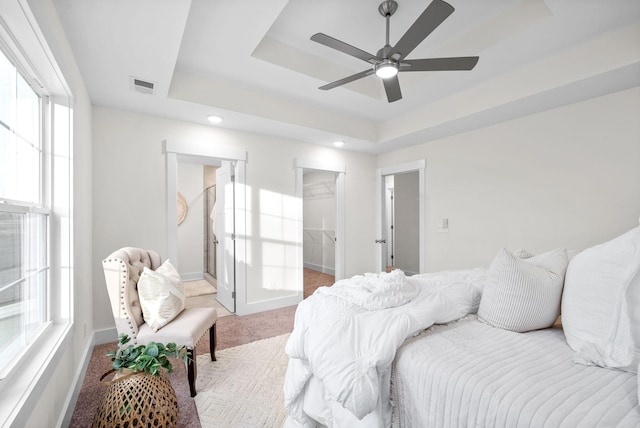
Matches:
[[375, 160, 425, 273], [164, 139, 247, 313], [295, 158, 346, 284]]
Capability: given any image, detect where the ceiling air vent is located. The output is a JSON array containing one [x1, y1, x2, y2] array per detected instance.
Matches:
[[130, 76, 156, 95]]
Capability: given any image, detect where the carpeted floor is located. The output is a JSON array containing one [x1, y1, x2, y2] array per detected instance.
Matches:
[[70, 270, 332, 427]]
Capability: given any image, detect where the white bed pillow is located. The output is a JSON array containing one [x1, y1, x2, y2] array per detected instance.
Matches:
[[137, 259, 186, 332], [562, 226, 640, 371], [478, 247, 568, 333], [514, 248, 535, 259]]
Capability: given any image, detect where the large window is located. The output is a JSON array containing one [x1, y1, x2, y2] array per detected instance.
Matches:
[[0, 47, 49, 376]]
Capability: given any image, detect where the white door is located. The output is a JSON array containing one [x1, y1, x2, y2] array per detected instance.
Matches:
[[215, 161, 235, 312], [376, 161, 425, 274]]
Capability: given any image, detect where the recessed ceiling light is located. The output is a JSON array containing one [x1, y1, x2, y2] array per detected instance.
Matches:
[[207, 115, 223, 124], [333, 140, 345, 147]]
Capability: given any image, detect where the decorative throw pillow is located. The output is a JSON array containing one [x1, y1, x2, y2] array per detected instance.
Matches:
[[514, 248, 535, 259], [478, 247, 568, 332], [137, 259, 185, 332], [562, 226, 640, 371]]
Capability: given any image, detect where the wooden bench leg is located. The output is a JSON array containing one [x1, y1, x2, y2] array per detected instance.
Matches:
[[210, 324, 217, 362], [187, 348, 197, 397]]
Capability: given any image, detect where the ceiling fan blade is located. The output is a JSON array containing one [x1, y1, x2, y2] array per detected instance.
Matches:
[[390, 0, 454, 59], [383, 75, 402, 103], [311, 33, 380, 64], [319, 69, 375, 90], [400, 56, 479, 72]]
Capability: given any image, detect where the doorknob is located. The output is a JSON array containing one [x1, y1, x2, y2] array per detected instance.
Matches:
[[213, 239, 219, 244], [375, 239, 386, 244]]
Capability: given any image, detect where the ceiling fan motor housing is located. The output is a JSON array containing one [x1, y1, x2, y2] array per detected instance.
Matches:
[[378, 0, 398, 17]]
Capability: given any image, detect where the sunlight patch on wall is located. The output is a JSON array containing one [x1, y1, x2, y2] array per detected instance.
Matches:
[[256, 189, 301, 293]]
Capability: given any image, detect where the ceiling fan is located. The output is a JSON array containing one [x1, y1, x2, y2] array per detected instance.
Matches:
[[311, 0, 479, 103]]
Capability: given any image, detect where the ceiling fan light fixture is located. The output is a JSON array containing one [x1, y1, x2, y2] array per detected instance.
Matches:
[[375, 60, 398, 79], [311, 0, 479, 102]]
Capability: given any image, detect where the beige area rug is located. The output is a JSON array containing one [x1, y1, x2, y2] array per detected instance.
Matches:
[[194, 334, 290, 428]]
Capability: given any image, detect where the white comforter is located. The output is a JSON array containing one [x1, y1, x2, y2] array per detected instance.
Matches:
[[284, 268, 487, 427]]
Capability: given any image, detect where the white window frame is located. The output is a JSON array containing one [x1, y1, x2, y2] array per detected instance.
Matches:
[[0, 1, 74, 425], [0, 48, 52, 378]]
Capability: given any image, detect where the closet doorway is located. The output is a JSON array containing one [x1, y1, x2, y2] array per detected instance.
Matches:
[[376, 160, 425, 274], [302, 170, 338, 297], [295, 158, 345, 298]]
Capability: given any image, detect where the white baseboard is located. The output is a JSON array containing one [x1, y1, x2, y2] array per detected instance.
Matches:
[[60, 331, 95, 427], [95, 327, 118, 345], [59, 327, 121, 426], [303, 262, 335, 276], [181, 272, 205, 281], [236, 294, 302, 316]]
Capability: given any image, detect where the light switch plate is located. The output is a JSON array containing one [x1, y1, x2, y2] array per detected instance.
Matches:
[[437, 218, 449, 233]]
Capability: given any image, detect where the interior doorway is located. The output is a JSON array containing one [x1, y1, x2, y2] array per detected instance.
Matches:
[[174, 158, 236, 313], [376, 160, 425, 274], [165, 140, 247, 314], [174, 159, 241, 313], [295, 158, 346, 299], [302, 169, 338, 297], [382, 171, 420, 274]]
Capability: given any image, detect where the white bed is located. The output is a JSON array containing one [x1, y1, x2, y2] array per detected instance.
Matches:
[[285, 224, 640, 428], [393, 315, 640, 428]]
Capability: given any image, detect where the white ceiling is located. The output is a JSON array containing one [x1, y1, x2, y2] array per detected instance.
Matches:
[[52, 0, 640, 154]]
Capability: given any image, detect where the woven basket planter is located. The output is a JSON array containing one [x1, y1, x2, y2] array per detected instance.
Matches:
[[92, 369, 179, 428]]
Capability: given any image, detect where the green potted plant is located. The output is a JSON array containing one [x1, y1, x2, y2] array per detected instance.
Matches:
[[92, 334, 189, 428], [107, 333, 188, 376]]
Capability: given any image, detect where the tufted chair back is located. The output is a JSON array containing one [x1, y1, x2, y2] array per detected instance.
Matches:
[[102, 247, 163, 341]]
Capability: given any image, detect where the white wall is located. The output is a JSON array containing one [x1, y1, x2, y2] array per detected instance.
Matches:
[[378, 87, 640, 272], [92, 107, 378, 323], [177, 162, 204, 279]]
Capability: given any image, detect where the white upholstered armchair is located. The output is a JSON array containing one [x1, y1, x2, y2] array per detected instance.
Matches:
[[102, 247, 218, 397]]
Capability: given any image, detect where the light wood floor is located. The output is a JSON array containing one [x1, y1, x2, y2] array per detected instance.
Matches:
[[304, 268, 335, 298]]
